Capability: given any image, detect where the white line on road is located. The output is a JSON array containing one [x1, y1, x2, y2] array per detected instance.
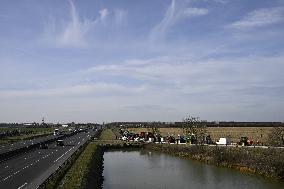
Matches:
[[18, 182, 27, 189], [54, 147, 74, 163], [23, 165, 29, 170], [3, 175, 12, 181], [1, 152, 53, 182]]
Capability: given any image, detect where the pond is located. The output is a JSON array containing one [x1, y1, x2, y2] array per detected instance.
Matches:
[[103, 150, 284, 189]]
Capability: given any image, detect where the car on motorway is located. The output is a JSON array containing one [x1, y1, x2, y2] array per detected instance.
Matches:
[[56, 139, 64, 146], [39, 143, 48, 149]]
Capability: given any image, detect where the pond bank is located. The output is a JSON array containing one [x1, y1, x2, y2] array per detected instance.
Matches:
[[144, 144, 284, 180]]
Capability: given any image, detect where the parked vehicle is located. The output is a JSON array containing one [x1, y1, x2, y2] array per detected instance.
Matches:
[[185, 134, 197, 144], [216, 138, 231, 145], [205, 135, 214, 144], [238, 136, 253, 146], [178, 136, 186, 143], [166, 136, 176, 143]]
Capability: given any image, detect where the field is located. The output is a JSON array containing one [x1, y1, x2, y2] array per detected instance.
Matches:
[[128, 127, 273, 144], [0, 127, 53, 145], [99, 129, 117, 140]]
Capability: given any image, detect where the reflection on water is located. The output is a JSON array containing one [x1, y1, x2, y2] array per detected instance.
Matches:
[[103, 150, 284, 189]]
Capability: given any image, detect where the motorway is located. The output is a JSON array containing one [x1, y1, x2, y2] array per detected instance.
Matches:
[[0, 130, 96, 189]]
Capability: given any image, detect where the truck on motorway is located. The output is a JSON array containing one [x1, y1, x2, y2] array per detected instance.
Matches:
[[54, 129, 61, 136]]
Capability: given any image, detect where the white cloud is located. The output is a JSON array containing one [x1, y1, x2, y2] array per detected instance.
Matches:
[[99, 8, 109, 23], [228, 7, 284, 29], [0, 83, 147, 98], [150, 0, 208, 40], [57, 0, 88, 48], [1, 54, 284, 122], [85, 54, 284, 97], [182, 8, 209, 17]]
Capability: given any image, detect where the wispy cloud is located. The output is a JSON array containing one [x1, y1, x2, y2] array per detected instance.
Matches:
[[43, 0, 126, 48], [228, 7, 284, 29], [0, 83, 146, 99], [99, 8, 109, 23], [150, 0, 208, 40], [57, 0, 89, 48], [113, 9, 127, 25], [85, 54, 284, 95]]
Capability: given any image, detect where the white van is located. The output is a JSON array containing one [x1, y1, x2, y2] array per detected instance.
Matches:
[[216, 138, 231, 145]]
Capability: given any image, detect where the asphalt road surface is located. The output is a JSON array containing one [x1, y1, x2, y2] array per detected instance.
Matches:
[[0, 130, 96, 189]]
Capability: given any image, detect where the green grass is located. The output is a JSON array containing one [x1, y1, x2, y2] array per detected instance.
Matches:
[[58, 143, 98, 189], [0, 127, 52, 133], [99, 129, 117, 140]]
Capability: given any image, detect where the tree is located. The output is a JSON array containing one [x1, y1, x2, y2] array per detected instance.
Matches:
[[183, 115, 207, 144], [267, 127, 284, 147], [151, 122, 160, 135]]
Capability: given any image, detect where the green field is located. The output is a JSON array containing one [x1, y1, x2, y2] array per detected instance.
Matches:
[[0, 127, 53, 145]]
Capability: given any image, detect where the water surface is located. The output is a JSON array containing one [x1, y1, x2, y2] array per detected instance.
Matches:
[[103, 150, 284, 189]]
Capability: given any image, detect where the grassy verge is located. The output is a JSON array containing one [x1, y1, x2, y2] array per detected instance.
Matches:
[[57, 143, 98, 189]]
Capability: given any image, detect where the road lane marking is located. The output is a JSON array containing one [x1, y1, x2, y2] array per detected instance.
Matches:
[[1, 152, 55, 182], [54, 147, 74, 163], [18, 182, 27, 189], [23, 165, 29, 170], [3, 175, 12, 181]]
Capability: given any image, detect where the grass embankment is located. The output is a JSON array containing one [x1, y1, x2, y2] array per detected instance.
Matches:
[[55, 130, 114, 189], [57, 143, 100, 189], [145, 144, 284, 180], [0, 128, 53, 145]]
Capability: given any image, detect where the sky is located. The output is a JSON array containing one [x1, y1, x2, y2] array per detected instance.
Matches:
[[0, 0, 284, 123]]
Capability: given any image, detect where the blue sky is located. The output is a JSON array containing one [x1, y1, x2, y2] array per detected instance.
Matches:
[[0, 0, 284, 123]]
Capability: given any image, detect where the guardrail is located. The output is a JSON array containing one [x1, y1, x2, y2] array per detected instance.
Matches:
[[37, 141, 88, 189], [36, 130, 100, 189], [0, 131, 82, 163]]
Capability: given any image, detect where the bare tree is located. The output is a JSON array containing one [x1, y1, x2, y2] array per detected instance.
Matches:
[[183, 115, 207, 144], [267, 127, 284, 147]]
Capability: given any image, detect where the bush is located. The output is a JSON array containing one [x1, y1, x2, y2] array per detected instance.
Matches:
[[267, 127, 284, 147]]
